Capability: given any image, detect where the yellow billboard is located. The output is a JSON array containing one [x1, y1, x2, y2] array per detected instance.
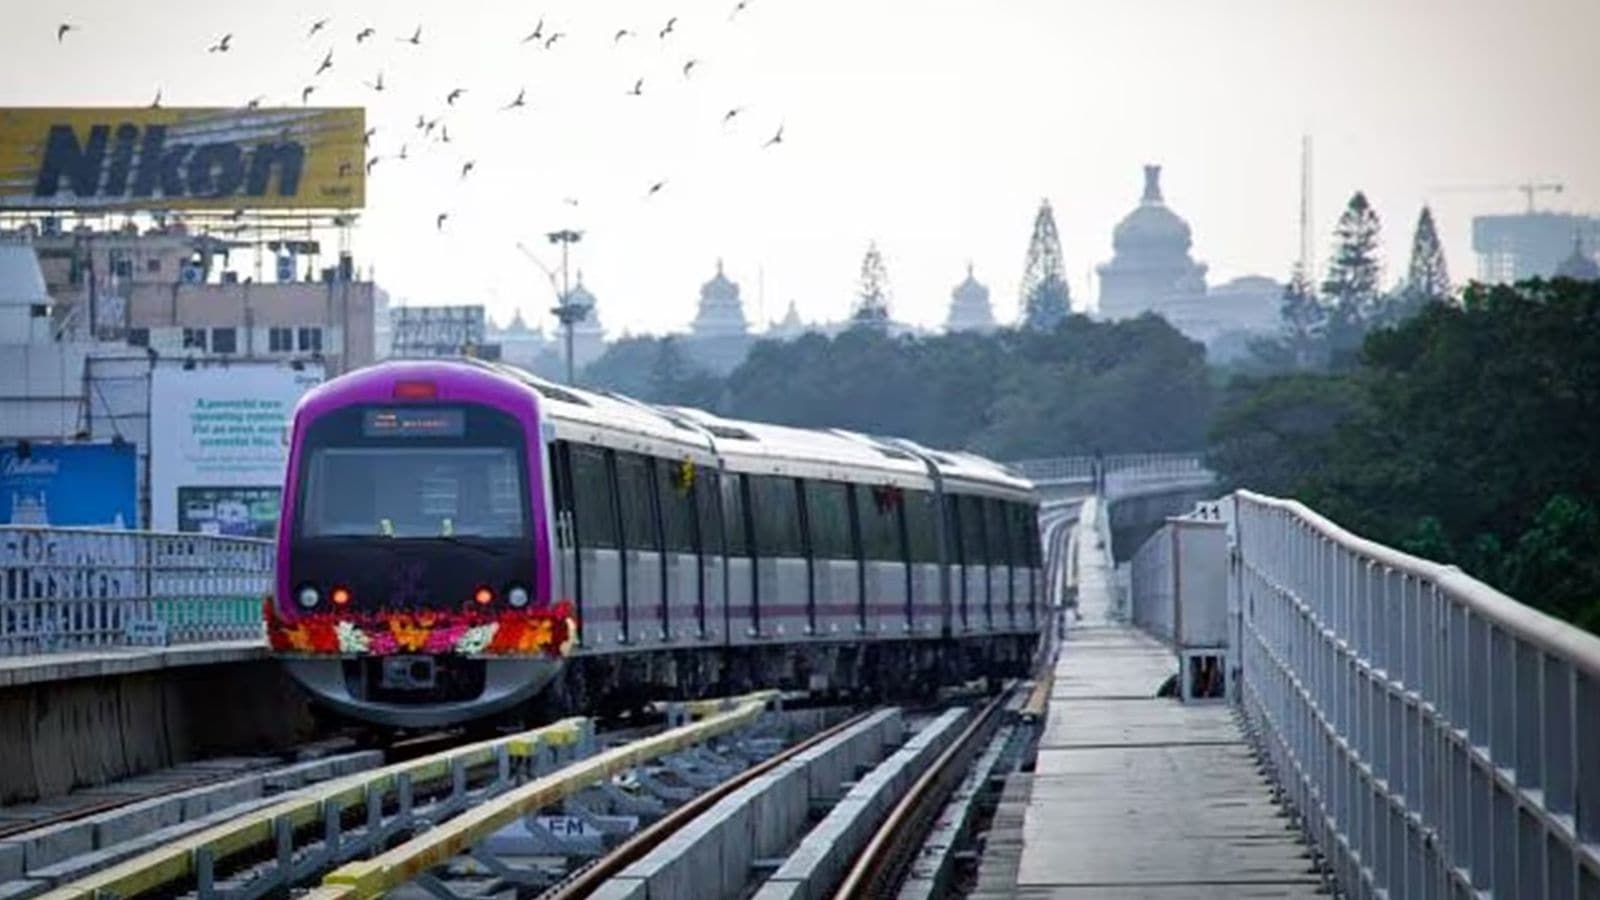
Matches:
[[0, 107, 365, 211]]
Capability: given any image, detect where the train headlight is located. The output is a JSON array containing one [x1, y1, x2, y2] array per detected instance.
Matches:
[[473, 585, 495, 605], [297, 586, 320, 608], [331, 586, 352, 606], [507, 585, 530, 608]]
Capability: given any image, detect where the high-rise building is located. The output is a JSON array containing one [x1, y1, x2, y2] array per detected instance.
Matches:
[[1555, 233, 1600, 282], [1473, 213, 1600, 283]]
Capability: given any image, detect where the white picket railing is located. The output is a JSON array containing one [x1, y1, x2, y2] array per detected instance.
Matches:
[[0, 526, 271, 654]]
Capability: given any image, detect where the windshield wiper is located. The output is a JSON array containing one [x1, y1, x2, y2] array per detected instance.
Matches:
[[415, 535, 511, 557]]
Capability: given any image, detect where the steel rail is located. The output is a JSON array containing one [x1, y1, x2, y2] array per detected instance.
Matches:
[[541, 707, 877, 900], [322, 691, 779, 900], [35, 718, 588, 900], [831, 690, 1012, 899]]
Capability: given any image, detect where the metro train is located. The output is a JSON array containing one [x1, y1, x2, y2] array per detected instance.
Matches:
[[268, 358, 1043, 727]]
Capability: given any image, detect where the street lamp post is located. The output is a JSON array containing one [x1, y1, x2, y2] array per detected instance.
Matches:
[[546, 228, 586, 385]]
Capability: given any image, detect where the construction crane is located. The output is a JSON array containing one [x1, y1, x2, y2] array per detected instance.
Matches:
[[1429, 181, 1564, 214]]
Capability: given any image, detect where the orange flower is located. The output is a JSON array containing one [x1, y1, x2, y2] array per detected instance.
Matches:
[[281, 625, 314, 652], [389, 616, 432, 652]]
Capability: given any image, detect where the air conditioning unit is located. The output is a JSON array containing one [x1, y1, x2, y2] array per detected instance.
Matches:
[[275, 254, 295, 283], [41, 216, 61, 237], [180, 263, 204, 284]]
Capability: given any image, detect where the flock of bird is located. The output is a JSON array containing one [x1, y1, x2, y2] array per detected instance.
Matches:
[[53, 5, 788, 234]]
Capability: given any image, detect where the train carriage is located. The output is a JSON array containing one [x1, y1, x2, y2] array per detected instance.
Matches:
[[269, 359, 1043, 727]]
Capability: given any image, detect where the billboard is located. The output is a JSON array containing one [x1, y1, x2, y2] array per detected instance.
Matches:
[[391, 305, 489, 357], [149, 361, 324, 534], [0, 107, 364, 211], [0, 442, 137, 528]]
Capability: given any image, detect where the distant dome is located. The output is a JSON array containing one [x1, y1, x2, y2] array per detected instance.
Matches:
[[691, 259, 749, 337], [1112, 165, 1193, 253], [946, 263, 996, 332], [563, 271, 601, 330], [1555, 234, 1600, 281]]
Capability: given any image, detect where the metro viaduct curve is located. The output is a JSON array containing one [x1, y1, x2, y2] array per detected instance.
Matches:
[[0, 453, 1211, 806]]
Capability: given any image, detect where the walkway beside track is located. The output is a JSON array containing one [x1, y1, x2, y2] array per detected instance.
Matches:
[[1009, 497, 1323, 898]]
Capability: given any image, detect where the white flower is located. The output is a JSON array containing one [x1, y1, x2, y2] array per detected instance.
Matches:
[[455, 623, 497, 655], [335, 621, 370, 654]]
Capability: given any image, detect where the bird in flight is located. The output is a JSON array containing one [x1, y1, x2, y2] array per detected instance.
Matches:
[[544, 32, 565, 49], [682, 59, 699, 78], [763, 124, 784, 147], [363, 126, 377, 146], [729, 0, 752, 20], [436, 213, 449, 231], [614, 28, 634, 43], [308, 18, 328, 38], [401, 26, 422, 45], [521, 19, 544, 44], [301, 85, 317, 104], [446, 87, 465, 105], [355, 27, 375, 43], [245, 96, 264, 109], [563, 197, 580, 207], [440, 125, 452, 143], [364, 71, 385, 91], [659, 17, 677, 39], [366, 157, 381, 174], [208, 34, 232, 53], [423, 118, 439, 136], [722, 107, 744, 126], [646, 180, 667, 198], [628, 78, 644, 96], [316, 50, 333, 75], [57, 23, 77, 42], [398, 144, 409, 160], [461, 161, 476, 179], [504, 88, 527, 110], [150, 89, 163, 109]]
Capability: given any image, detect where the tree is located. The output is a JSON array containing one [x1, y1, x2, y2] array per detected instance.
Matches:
[[852, 241, 891, 325], [1278, 263, 1326, 368], [1404, 205, 1451, 301], [1020, 199, 1070, 330], [1386, 205, 1452, 325], [1321, 191, 1383, 360]]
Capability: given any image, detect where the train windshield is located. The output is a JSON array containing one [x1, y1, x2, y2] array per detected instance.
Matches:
[[295, 404, 529, 540]]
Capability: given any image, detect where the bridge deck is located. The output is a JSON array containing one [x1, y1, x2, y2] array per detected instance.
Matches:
[[1013, 498, 1322, 898]]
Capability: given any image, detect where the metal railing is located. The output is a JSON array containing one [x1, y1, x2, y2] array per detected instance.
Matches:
[[1006, 452, 1207, 484], [1232, 490, 1600, 898], [0, 526, 271, 654]]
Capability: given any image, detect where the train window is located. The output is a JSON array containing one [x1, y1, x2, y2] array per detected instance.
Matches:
[[1028, 509, 1043, 566], [904, 489, 940, 564], [960, 495, 988, 566], [804, 481, 853, 560], [985, 499, 1009, 569], [696, 468, 723, 556], [750, 475, 804, 557], [615, 453, 661, 552], [722, 473, 750, 557], [569, 444, 617, 549], [1006, 503, 1029, 566], [856, 483, 905, 562], [656, 457, 697, 554]]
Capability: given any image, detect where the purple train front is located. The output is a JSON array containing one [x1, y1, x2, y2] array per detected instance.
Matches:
[[269, 360, 572, 727], [269, 358, 1044, 728]]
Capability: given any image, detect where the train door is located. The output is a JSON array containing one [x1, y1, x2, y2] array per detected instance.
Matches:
[[749, 476, 806, 639], [694, 468, 725, 640], [724, 473, 757, 643], [804, 480, 856, 639], [905, 489, 941, 637], [960, 495, 991, 631], [858, 484, 908, 637], [656, 457, 698, 644], [984, 498, 1011, 631], [566, 443, 622, 648], [615, 452, 664, 643]]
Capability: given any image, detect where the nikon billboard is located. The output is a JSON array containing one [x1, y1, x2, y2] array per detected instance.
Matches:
[[0, 107, 365, 211]]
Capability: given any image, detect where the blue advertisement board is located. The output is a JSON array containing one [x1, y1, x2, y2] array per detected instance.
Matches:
[[0, 442, 137, 528]]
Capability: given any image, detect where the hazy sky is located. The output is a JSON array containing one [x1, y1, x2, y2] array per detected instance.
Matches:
[[5, 0, 1598, 334]]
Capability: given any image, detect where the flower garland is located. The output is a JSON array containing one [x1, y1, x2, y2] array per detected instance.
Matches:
[[265, 599, 578, 658]]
